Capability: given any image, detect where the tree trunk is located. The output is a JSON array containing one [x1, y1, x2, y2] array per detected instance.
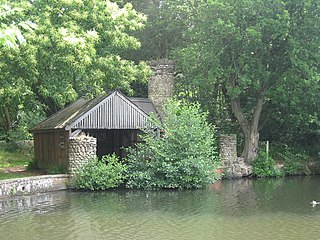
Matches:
[[241, 129, 259, 164], [230, 95, 264, 164], [0, 106, 13, 141]]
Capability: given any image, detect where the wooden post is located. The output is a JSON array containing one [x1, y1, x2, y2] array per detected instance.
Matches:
[[266, 140, 269, 161]]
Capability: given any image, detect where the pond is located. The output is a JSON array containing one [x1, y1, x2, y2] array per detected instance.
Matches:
[[1, 176, 320, 240]]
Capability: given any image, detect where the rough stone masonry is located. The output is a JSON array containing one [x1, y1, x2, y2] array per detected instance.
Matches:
[[220, 134, 252, 178], [148, 59, 175, 119], [68, 135, 97, 175]]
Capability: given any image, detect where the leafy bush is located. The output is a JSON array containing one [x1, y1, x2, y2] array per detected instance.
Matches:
[[253, 151, 284, 178], [125, 99, 220, 190], [26, 159, 39, 171], [1, 109, 45, 142], [278, 146, 311, 175], [74, 154, 127, 190]]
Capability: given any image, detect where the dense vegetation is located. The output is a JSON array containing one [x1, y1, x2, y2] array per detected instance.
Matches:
[[0, 0, 150, 141], [125, 0, 320, 164], [73, 100, 220, 190], [74, 154, 127, 190], [1, 0, 320, 175], [125, 100, 220, 189], [0, 141, 34, 180]]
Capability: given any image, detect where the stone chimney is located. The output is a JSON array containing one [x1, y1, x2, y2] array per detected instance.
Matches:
[[148, 59, 174, 118]]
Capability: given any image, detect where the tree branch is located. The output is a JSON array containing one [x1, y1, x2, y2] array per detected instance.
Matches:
[[230, 97, 250, 134]]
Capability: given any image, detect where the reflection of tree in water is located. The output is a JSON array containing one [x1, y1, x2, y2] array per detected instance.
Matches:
[[252, 176, 320, 214], [2, 176, 319, 223], [123, 189, 221, 216], [218, 177, 320, 216], [70, 190, 128, 214], [216, 178, 260, 216]]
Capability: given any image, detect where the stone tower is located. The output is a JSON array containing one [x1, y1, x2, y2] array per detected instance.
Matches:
[[148, 59, 175, 118]]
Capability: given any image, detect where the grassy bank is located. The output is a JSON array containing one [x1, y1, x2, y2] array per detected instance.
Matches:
[[0, 141, 35, 180]]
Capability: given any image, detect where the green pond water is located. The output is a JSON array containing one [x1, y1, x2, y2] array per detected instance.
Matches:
[[1, 176, 320, 240]]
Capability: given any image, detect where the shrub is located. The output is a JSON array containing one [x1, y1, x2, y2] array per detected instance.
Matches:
[[278, 146, 311, 175], [74, 154, 127, 190], [253, 151, 284, 178], [125, 99, 220, 190], [26, 159, 39, 171]]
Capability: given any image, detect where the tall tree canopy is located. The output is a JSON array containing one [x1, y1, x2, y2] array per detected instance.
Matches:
[[0, 0, 150, 140], [1, 0, 320, 164], [122, 0, 200, 60], [175, 0, 320, 163], [0, 4, 30, 48]]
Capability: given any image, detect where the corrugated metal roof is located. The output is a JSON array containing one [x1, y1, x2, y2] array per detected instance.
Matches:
[[129, 97, 158, 115], [30, 91, 157, 132]]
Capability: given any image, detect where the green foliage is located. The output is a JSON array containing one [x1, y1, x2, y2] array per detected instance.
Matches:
[[0, 3, 34, 48], [173, 0, 320, 162], [253, 151, 284, 178], [120, 0, 320, 163], [0, 0, 151, 141], [0, 141, 33, 169], [74, 154, 127, 191], [261, 77, 320, 157], [125, 99, 220, 190], [1, 108, 44, 142], [26, 159, 38, 171], [277, 145, 311, 175], [122, 0, 200, 60], [0, 141, 39, 180]]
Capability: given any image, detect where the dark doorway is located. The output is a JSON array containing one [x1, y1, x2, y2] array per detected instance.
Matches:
[[85, 129, 139, 158]]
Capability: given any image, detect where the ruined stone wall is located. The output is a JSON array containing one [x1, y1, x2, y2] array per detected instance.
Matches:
[[68, 136, 97, 175], [220, 134, 238, 164], [148, 59, 175, 118], [220, 134, 252, 178]]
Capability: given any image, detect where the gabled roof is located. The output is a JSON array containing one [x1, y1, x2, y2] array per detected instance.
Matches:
[[30, 91, 157, 132], [129, 97, 157, 115]]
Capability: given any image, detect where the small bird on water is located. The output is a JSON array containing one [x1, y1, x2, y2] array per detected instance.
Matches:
[[310, 201, 320, 207]]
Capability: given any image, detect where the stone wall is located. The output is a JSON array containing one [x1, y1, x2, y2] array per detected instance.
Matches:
[[220, 134, 252, 178], [148, 59, 175, 118], [68, 136, 97, 175], [0, 174, 69, 198]]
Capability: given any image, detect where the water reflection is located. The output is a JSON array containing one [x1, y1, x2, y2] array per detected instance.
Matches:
[[1, 176, 320, 240], [0, 191, 70, 216]]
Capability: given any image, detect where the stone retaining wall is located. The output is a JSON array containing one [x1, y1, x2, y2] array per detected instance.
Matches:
[[0, 174, 69, 198], [68, 136, 97, 175], [220, 134, 252, 178]]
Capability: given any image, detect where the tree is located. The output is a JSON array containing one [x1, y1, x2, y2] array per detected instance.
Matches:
[[0, 4, 29, 48], [0, 0, 150, 140], [175, 0, 320, 164], [0, 2, 38, 140], [125, 99, 220, 189], [260, 73, 320, 155], [122, 0, 201, 60]]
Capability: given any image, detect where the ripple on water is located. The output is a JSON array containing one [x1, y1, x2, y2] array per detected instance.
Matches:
[[2, 177, 320, 240]]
